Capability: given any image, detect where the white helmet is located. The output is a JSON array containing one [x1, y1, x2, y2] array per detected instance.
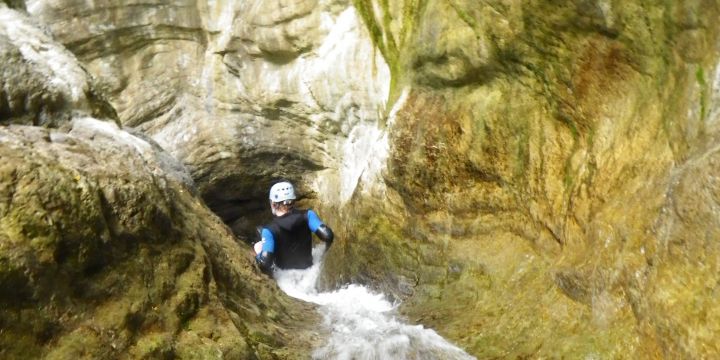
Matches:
[[269, 181, 296, 203]]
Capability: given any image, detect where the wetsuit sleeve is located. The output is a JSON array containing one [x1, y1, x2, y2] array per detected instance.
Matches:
[[260, 228, 275, 253], [307, 210, 324, 232], [255, 228, 275, 274], [308, 210, 334, 246]]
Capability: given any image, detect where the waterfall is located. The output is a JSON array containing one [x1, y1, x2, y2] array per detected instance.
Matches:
[[275, 246, 477, 360]]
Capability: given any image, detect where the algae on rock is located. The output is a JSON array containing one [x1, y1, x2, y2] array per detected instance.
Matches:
[[0, 119, 321, 359], [0, 9, 322, 357], [0, 7, 117, 126], [5, 0, 720, 358], [325, 0, 720, 358]]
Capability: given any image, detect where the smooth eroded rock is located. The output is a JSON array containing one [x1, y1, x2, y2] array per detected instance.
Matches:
[[0, 118, 320, 359], [0, 7, 117, 126]]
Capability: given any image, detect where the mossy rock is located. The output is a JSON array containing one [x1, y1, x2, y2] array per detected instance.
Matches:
[[330, 0, 720, 358], [0, 120, 319, 359]]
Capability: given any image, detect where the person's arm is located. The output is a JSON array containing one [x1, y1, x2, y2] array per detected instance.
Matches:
[[255, 228, 275, 273], [307, 210, 334, 247]]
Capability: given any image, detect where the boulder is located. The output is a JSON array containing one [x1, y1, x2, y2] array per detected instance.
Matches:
[[0, 118, 320, 359], [0, 6, 116, 126]]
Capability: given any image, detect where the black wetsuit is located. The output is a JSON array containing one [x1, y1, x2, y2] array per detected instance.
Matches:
[[255, 208, 334, 272], [266, 209, 314, 269]]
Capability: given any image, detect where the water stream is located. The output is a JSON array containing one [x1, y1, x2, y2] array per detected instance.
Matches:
[[274, 245, 477, 360]]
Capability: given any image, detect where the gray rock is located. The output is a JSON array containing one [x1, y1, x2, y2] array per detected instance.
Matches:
[[0, 7, 117, 126], [26, 0, 391, 238]]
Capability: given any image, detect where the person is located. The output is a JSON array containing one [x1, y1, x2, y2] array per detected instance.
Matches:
[[254, 181, 334, 274]]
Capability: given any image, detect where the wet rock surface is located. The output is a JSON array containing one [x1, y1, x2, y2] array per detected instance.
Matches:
[[0, 8, 321, 357], [0, 6, 116, 126], [24, 0, 390, 239], [324, 0, 720, 358], [4, 0, 720, 359], [0, 119, 320, 359]]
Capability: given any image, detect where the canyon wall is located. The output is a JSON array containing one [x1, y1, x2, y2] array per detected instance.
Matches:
[[325, 0, 720, 358], [3, 0, 720, 358], [0, 5, 319, 359], [23, 0, 391, 237]]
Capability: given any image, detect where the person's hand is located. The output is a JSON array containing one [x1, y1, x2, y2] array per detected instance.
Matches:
[[254, 240, 265, 255]]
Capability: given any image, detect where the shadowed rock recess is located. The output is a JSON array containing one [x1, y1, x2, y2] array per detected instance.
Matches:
[[3, 0, 720, 359]]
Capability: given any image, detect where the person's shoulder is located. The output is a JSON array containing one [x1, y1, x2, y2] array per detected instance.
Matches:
[[292, 208, 310, 215]]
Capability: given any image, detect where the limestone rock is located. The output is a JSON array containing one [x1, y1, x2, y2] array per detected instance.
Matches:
[[25, 0, 390, 239], [0, 118, 319, 359], [636, 141, 720, 357], [325, 0, 720, 358], [8, 0, 720, 358], [235, 0, 323, 62], [0, 6, 116, 126]]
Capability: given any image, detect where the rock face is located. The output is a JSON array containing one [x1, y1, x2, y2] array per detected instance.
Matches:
[[5, 0, 720, 359], [0, 118, 320, 359], [323, 0, 720, 358], [0, 6, 116, 126], [0, 8, 319, 358], [24, 0, 391, 237]]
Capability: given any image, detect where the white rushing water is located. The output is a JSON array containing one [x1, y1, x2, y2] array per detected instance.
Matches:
[[275, 245, 476, 360]]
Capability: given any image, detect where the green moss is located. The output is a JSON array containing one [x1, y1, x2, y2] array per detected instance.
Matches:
[[44, 327, 112, 360], [352, 0, 427, 104], [512, 118, 531, 183], [353, 0, 397, 72], [174, 334, 224, 360], [446, 0, 478, 34], [696, 65, 707, 122], [0, 314, 46, 360], [557, 113, 580, 192], [401, 0, 424, 47], [357, 0, 400, 100], [247, 330, 281, 348], [130, 333, 174, 359]]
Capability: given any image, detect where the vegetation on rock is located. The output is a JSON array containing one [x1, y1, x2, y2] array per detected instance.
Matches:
[[329, 0, 720, 358], [4, 0, 720, 358]]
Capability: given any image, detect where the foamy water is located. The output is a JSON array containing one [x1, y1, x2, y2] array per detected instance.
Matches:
[[274, 245, 476, 360]]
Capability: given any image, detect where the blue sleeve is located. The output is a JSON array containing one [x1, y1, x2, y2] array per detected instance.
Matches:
[[307, 210, 324, 232], [261, 228, 275, 253]]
